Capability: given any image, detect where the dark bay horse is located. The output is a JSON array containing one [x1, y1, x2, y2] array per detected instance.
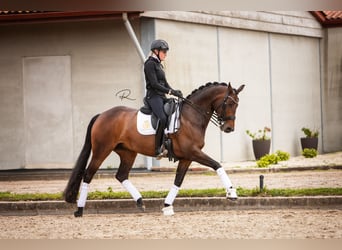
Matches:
[[64, 82, 245, 216]]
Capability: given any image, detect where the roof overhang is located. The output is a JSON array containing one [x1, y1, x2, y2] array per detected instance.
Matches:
[[0, 11, 141, 24], [310, 11, 342, 28]]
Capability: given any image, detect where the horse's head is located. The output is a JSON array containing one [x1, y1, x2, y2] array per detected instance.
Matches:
[[214, 83, 245, 133]]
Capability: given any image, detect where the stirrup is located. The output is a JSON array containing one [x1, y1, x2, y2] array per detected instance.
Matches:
[[156, 148, 168, 160]]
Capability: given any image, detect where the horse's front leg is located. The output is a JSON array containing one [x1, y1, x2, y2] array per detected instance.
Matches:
[[162, 160, 192, 216], [192, 149, 238, 201]]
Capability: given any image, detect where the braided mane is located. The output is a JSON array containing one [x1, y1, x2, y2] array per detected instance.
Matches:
[[186, 82, 228, 99]]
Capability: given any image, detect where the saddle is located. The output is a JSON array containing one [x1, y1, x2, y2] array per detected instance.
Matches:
[[138, 98, 180, 162], [140, 97, 177, 130]]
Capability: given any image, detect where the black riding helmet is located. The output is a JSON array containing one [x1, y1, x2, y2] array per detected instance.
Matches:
[[150, 39, 169, 51]]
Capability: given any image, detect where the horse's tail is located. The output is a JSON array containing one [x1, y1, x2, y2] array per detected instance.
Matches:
[[63, 114, 100, 203]]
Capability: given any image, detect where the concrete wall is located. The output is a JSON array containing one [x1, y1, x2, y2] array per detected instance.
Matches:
[[1, 11, 339, 170], [270, 34, 321, 154], [150, 13, 323, 165], [322, 27, 342, 152], [0, 19, 145, 169], [0, 41, 25, 169], [218, 28, 271, 162], [142, 11, 323, 38]]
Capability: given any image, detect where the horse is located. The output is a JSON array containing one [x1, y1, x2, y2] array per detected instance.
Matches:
[[64, 82, 245, 216]]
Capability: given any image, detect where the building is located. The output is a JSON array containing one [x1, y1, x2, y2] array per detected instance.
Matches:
[[0, 11, 341, 170]]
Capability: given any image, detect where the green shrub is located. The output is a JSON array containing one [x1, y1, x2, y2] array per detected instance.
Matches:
[[276, 150, 290, 161], [257, 154, 278, 167], [302, 148, 317, 158], [256, 157, 269, 168], [256, 150, 290, 168]]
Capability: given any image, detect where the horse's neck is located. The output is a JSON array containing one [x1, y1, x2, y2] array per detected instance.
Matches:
[[182, 89, 217, 129], [190, 87, 221, 113]]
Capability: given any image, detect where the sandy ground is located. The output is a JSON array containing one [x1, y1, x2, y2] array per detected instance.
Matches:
[[0, 209, 341, 239], [0, 152, 341, 239]]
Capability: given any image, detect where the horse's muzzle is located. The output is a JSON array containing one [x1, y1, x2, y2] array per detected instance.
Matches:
[[221, 125, 234, 133]]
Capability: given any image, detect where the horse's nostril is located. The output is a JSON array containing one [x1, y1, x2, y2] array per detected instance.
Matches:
[[225, 127, 234, 133]]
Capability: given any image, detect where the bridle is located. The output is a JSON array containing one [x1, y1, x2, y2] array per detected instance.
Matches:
[[212, 87, 238, 127], [180, 87, 239, 128]]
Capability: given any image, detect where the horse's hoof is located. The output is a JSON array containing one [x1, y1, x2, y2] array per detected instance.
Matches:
[[227, 197, 238, 201], [136, 198, 146, 212], [137, 204, 146, 212], [74, 207, 83, 217], [226, 188, 238, 201], [162, 205, 174, 216]]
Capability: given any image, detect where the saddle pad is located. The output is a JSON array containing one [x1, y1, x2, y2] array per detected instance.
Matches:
[[137, 109, 180, 136]]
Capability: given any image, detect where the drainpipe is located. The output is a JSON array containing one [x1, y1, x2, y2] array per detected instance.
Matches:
[[122, 12, 153, 170], [216, 27, 224, 163], [123, 12, 146, 62]]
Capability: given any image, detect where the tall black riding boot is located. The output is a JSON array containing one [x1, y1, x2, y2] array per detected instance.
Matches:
[[155, 121, 167, 159]]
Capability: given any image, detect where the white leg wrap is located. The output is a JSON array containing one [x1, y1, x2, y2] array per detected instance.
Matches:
[[77, 182, 89, 208], [165, 185, 180, 205], [216, 168, 233, 190], [122, 179, 142, 201]]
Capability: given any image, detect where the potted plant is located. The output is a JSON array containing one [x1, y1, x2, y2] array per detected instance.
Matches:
[[300, 127, 319, 150], [246, 126, 271, 160]]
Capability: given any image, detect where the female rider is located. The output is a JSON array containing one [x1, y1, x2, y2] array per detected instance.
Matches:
[[144, 39, 183, 158]]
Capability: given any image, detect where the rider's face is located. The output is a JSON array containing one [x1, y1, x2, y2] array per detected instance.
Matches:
[[157, 50, 167, 61]]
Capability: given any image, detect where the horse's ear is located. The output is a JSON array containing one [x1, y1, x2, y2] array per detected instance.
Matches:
[[236, 84, 245, 94], [228, 82, 232, 90]]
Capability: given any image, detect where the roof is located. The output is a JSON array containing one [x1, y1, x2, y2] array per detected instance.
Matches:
[[310, 11, 342, 27], [2, 11, 342, 28], [0, 11, 141, 24]]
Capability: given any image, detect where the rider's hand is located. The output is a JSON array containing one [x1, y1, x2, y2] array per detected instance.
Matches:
[[171, 89, 183, 98]]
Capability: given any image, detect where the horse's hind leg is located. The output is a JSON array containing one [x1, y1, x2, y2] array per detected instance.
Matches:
[[114, 149, 145, 211], [74, 147, 113, 217]]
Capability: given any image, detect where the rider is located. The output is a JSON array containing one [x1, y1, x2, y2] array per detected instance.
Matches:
[[144, 39, 183, 158]]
